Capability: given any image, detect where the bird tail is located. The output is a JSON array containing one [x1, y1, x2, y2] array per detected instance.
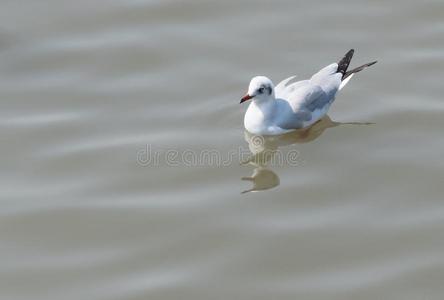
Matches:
[[337, 49, 354, 77], [343, 61, 377, 80], [337, 49, 377, 90]]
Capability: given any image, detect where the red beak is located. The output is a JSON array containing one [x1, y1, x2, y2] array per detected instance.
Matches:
[[240, 94, 253, 103]]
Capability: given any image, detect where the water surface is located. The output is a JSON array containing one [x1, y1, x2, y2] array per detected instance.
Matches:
[[1, 0, 444, 299]]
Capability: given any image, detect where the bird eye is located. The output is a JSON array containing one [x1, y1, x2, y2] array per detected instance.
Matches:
[[258, 87, 265, 93]]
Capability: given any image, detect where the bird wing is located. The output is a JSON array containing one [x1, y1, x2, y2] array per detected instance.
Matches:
[[275, 76, 305, 100], [310, 63, 342, 97], [276, 78, 329, 111], [276, 63, 342, 110], [273, 63, 342, 130]]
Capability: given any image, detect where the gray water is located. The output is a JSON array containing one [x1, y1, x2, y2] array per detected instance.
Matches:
[[1, 0, 444, 299]]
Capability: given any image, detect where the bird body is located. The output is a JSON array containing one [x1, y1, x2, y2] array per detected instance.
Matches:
[[240, 50, 376, 135]]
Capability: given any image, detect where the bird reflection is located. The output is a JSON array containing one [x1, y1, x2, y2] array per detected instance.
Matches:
[[241, 115, 372, 193]]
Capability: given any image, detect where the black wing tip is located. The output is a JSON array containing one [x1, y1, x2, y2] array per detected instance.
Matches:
[[337, 49, 355, 75], [344, 49, 355, 59], [342, 60, 378, 80]]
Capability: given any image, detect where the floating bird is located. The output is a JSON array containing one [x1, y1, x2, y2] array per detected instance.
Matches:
[[240, 49, 376, 135]]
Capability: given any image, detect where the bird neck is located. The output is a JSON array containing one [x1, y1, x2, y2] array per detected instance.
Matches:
[[252, 96, 275, 114], [244, 97, 276, 133]]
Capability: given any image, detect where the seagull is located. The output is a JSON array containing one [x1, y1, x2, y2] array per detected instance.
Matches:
[[240, 49, 376, 135]]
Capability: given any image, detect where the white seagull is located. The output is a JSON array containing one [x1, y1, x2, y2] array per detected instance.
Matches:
[[240, 49, 376, 135]]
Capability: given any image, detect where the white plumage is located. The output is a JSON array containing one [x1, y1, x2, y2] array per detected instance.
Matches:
[[240, 50, 376, 135]]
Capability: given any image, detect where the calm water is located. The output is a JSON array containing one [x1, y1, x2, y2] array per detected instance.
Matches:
[[1, 0, 444, 299]]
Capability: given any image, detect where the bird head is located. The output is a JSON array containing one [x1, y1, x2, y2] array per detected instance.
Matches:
[[240, 76, 275, 103]]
